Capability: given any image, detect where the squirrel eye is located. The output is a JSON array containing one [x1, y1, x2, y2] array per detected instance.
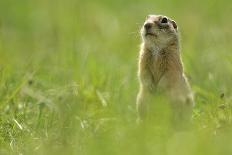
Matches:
[[161, 17, 168, 24]]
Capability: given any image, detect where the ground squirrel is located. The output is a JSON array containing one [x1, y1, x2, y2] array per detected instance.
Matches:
[[136, 15, 194, 124]]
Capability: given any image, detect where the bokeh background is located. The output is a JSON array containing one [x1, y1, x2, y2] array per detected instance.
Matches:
[[0, 0, 232, 154]]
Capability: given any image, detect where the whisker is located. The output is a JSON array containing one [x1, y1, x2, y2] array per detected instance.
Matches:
[[128, 29, 140, 37], [136, 22, 143, 26], [128, 31, 138, 34]]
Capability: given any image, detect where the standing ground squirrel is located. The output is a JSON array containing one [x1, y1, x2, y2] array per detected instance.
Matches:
[[136, 15, 194, 124]]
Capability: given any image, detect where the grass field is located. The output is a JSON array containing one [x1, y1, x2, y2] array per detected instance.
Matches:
[[0, 0, 232, 154]]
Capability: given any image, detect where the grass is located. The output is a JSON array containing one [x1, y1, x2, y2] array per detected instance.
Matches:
[[0, 0, 232, 154]]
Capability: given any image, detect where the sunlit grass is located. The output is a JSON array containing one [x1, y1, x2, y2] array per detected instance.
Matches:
[[0, 0, 232, 154]]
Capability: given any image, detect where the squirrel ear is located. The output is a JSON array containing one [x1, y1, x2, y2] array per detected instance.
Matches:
[[171, 20, 178, 30]]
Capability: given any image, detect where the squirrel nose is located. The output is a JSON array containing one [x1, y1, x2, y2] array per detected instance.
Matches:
[[144, 23, 152, 30]]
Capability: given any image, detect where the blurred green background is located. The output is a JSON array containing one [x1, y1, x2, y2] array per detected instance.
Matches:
[[0, 0, 232, 154]]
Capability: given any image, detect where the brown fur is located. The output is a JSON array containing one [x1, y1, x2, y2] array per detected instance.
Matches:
[[136, 15, 194, 123]]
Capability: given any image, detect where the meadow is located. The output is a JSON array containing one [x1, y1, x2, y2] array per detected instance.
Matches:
[[0, 0, 232, 154]]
